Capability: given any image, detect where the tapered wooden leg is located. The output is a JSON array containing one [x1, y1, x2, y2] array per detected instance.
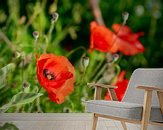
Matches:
[[157, 91, 163, 114], [141, 90, 152, 130], [121, 121, 127, 130], [92, 113, 98, 130]]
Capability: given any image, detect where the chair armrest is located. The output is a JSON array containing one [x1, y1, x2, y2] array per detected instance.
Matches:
[[137, 86, 163, 92], [87, 82, 118, 101], [137, 86, 163, 122], [87, 82, 117, 89]]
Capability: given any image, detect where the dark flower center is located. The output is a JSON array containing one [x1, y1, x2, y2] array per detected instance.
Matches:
[[43, 69, 55, 80]]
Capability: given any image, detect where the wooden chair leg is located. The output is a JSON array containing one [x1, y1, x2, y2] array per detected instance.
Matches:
[[92, 113, 98, 130], [121, 121, 127, 130], [141, 90, 152, 130], [157, 91, 163, 114]]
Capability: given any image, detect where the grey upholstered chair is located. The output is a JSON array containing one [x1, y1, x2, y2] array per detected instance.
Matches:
[[86, 68, 163, 130]]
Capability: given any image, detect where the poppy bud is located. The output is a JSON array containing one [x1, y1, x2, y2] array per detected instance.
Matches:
[[122, 12, 129, 24], [82, 56, 89, 70], [51, 12, 59, 22], [106, 53, 119, 63], [112, 53, 119, 62], [32, 31, 39, 39], [22, 81, 30, 93], [23, 81, 30, 88]]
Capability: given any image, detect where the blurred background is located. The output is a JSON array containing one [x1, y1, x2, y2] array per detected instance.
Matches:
[[0, 0, 163, 113]]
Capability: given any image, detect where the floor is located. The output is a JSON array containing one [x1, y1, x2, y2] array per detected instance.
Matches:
[[0, 113, 147, 130]]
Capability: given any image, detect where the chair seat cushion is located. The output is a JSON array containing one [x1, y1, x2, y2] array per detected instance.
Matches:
[[86, 100, 163, 123]]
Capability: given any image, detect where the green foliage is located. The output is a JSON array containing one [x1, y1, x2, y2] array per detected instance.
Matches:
[[0, 92, 43, 113], [0, 123, 19, 130], [0, 63, 15, 89], [0, 0, 162, 113]]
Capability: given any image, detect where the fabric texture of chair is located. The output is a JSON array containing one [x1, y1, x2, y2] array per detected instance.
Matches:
[[86, 100, 163, 122], [122, 68, 163, 106]]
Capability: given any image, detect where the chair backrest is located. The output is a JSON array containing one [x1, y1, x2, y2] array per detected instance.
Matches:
[[122, 68, 163, 107]]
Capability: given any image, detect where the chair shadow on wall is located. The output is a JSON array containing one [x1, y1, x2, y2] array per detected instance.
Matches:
[[86, 68, 163, 130]]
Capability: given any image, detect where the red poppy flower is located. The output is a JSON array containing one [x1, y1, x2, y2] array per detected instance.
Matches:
[[36, 54, 76, 104], [90, 21, 144, 55], [90, 21, 113, 52], [110, 24, 144, 55], [105, 71, 129, 101]]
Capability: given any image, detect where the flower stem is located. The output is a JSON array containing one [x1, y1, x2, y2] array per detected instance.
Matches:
[[89, 57, 105, 81], [93, 64, 107, 82], [114, 63, 121, 76], [81, 69, 86, 84], [110, 63, 121, 84], [47, 21, 55, 41], [36, 97, 43, 112], [110, 12, 129, 49], [37, 84, 42, 93], [34, 38, 38, 53], [89, 0, 104, 25], [44, 21, 55, 53], [44, 35, 48, 53], [66, 46, 86, 57], [21, 55, 25, 92]]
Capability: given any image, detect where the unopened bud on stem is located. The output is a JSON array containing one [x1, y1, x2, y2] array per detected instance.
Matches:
[[22, 81, 30, 93], [122, 12, 129, 25], [32, 31, 39, 40], [106, 53, 119, 63], [112, 53, 119, 62], [23, 81, 30, 88], [51, 12, 59, 22], [82, 56, 89, 70]]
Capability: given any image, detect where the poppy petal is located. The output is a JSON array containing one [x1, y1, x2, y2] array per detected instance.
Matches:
[[90, 21, 114, 52], [112, 24, 131, 35]]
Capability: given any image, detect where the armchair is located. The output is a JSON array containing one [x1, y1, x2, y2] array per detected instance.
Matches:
[[86, 68, 163, 130]]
